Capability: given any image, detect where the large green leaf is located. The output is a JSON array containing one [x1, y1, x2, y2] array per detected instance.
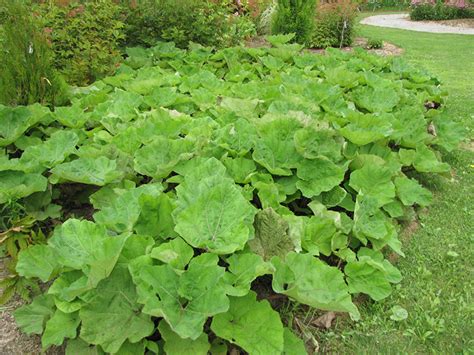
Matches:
[[266, 33, 295, 46], [271, 252, 359, 319], [14, 294, 55, 335], [220, 97, 261, 117], [48, 219, 128, 287], [352, 84, 399, 113], [390, 107, 429, 148], [345, 261, 392, 301], [0, 171, 47, 203], [339, 112, 393, 146], [65, 338, 104, 355], [94, 89, 144, 133], [79, 266, 154, 353], [431, 113, 465, 152], [352, 195, 398, 252], [325, 65, 360, 89], [296, 157, 348, 198], [394, 176, 432, 207], [174, 158, 256, 254], [252, 116, 302, 176], [93, 183, 162, 233], [252, 177, 287, 209], [54, 104, 89, 128], [412, 145, 450, 173], [115, 341, 147, 355], [89, 180, 136, 210], [301, 216, 340, 256], [159, 321, 210, 355], [345, 248, 402, 301], [50, 156, 124, 186], [260, 55, 285, 71], [215, 118, 258, 156], [20, 130, 79, 170], [224, 253, 272, 296], [320, 186, 348, 207], [133, 137, 194, 178], [134, 192, 177, 238], [16, 245, 60, 282], [136, 253, 229, 339], [48, 271, 92, 303], [133, 109, 191, 144], [118, 235, 155, 264], [150, 237, 194, 270], [211, 291, 284, 355], [349, 164, 395, 207], [143, 86, 179, 108], [42, 310, 80, 348], [222, 156, 256, 184], [0, 104, 50, 146], [294, 127, 342, 161], [283, 328, 307, 355]]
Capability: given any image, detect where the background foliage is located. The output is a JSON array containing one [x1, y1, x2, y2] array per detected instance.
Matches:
[[311, 0, 357, 48], [410, 2, 474, 21], [360, 0, 410, 11], [272, 0, 317, 45], [0, 0, 68, 106], [35, 0, 125, 86], [124, 0, 256, 49], [262, 0, 357, 48]]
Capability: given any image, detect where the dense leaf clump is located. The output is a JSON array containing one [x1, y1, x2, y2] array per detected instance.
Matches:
[[1, 38, 463, 353]]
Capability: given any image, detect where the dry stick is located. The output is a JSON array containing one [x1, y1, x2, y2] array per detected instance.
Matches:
[[234, 0, 244, 15], [0, 227, 23, 239], [339, 18, 348, 49]]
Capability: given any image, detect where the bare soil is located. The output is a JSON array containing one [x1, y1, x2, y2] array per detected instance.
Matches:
[[433, 18, 474, 29], [246, 36, 404, 56], [0, 297, 44, 354], [0, 259, 64, 355], [0, 258, 41, 354], [310, 37, 404, 56]]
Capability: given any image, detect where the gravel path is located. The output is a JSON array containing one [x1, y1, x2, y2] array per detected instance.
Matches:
[[361, 13, 474, 35]]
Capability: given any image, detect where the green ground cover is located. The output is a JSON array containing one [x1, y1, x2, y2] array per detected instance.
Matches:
[[315, 14, 474, 353], [1, 9, 472, 353], [2, 32, 462, 353]]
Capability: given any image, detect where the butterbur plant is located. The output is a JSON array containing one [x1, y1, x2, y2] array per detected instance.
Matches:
[[5, 38, 463, 354]]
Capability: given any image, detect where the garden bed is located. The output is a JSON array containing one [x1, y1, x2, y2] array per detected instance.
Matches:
[[247, 36, 404, 56], [310, 37, 404, 56], [0, 37, 463, 353], [434, 18, 474, 27], [0, 1, 469, 353]]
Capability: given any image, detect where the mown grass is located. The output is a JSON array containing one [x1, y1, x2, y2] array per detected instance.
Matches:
[[313, 14, 474, 354]]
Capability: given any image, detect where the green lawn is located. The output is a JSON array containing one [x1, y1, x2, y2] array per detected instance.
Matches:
[[315, 14, 474, 354]]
